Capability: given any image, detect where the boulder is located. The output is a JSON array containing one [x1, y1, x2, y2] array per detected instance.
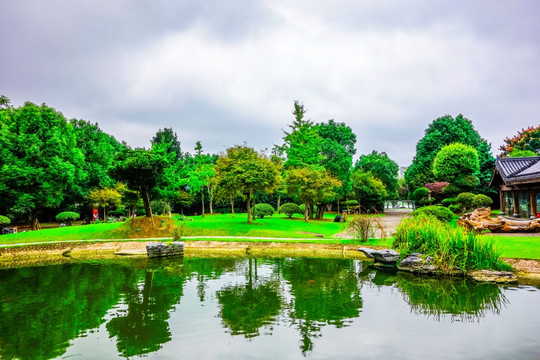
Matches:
[[146, 242, 184, 258], [371, 249, 399, 264], [468, 270, 518, 284], [398, 253, 437, 274], [357, 247, 376, 259]]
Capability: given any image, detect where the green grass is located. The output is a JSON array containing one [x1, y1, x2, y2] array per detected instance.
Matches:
[[487, 235, 540, 260]]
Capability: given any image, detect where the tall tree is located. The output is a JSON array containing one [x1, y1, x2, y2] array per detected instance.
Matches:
[[405, 114, 495, 195], [351, 170, 388, 213], [215, 145, 280, 223], [151, 127, 182, 161], [354, 151, 399, 199], [500, 125, 540, 157], [0, 101, 83, 229]]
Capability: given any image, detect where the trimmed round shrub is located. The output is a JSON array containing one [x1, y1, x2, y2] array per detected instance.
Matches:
[[448, 204, 461, 213], [473, 194, 493, 208], [412, 187, 429, 201], [253, 203, 275, 219], [442, 184, 461, 196], [457, 192, 475, 211], [441, 197, 457, 207], [55, 211, 80, 226], [278, 203, 302, 218], [0, 215, 11, 226], [413, 205, 454, 223]]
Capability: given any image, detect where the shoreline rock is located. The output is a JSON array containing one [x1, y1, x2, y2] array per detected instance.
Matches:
[[146, 242, 184, 258]]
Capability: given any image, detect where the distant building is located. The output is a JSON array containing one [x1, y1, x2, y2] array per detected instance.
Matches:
[[489, 156, 540, 218], [398, 166, 407, 179]]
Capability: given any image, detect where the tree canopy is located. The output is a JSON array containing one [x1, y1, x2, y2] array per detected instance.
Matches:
[[354, 151, 398, 199], [500, 125, 540, 157], [433, 143, 480, 192]]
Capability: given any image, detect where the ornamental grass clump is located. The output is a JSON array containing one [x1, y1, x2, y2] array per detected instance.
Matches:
[[392, 216, 511, 273]]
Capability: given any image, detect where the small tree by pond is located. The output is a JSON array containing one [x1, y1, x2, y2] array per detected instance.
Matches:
[[55, 212, 80, 226]]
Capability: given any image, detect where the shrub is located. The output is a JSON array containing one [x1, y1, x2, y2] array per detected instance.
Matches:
[[424, 182, 450, 196], [457, 192, 476, 211], [413, 205, 454, 223], [55, 211, 80, 226], [299, 204, 318, 217], [0, 215, 11, 226], [253, 203, 275, 219], [412, 187, 429, 201], [109, 209, 127, 217], [473, 194, 493, 208], [392, 216, 512, 272], [448, 204, 461, 213], [442, 184, 461, 196], [347, 214, 386, 242], [278, 203, 302, 218], [441, 197, 457, 207]]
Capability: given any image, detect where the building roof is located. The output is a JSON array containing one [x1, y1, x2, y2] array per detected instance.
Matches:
[[492, 156, 540, 185]]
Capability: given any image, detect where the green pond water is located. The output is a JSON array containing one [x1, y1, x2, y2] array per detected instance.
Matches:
[[0, 257, 539, 360]]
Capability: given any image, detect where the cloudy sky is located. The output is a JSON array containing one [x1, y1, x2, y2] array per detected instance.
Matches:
[[1, 0, 539, 166]]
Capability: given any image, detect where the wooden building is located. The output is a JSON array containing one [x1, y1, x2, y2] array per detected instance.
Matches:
[[489, 156, 540, 219]]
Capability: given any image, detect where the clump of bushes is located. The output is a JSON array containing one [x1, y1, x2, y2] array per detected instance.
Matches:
[[347, 214, 385, 242], [278, 203, 302, 218], [413, 205, 454, 223], [253, 203, 275, 219], [441, 197, 457, 207], [392, 216, 511, 272], [0, 215, 11, 226], [55, 211, 80, 226], [456, 192, 475, 211]]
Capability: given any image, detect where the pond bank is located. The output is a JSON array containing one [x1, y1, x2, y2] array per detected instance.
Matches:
[[1, 240, 539, 283]]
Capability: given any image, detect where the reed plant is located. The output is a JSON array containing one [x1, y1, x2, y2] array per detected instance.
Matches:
[[393, 215, 512, 272]]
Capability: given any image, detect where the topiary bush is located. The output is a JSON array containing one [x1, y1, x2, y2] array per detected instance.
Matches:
[[412, 187, 430, 201], [413, 205, 454, 223], [473, 194, 493, 208], [278, 203, 302, 218], [457, 192, 476, 212], [0, 215, 11, 226], [441, 197, 458, 207], [448, 204, 461, 213], [55, 211, 80, 226], [253, 203, 275, 219]]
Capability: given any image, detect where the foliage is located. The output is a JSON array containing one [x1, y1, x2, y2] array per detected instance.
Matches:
[[151, 127, 182, 161], [508, 149, 537, 157], [441, 197, 457, 207], [393, 216, 511, 272], [413, 205, 454, 223], [0, 215, 11, 226], [347, 214, 385, 242], [55, 211, 80, 225], [500, 125, 540, 156], [285, 166, 340, 221], [405, 114, 495, 197], [350, 170, 387, 213], [215, 145, 280, 223], [86, 187, 122, 220], [433, 143, 479, 191], [278, 203, 302, 218], [457, 192, 476, 212], [354, 151, 399, 199], [298, 204, 318, 218], [424, 182, 449, 196], [253, 203, 275, 219], [412, 187, 429, 201], [472, 194, 493, 208]]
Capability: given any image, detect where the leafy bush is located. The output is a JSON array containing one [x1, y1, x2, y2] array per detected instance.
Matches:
[[473, 194, 493, 208], [299, 204, 318, 217], [0, 215, 11, 226], [424, 182, 450, 196], [412, 187, 429, 201], [55, 211, 80, 226], [347, 214, 386, 242], [253, 203, 275, 219], [441, 197, 457, 207], [442, 184, 461, 196], [392, 216, 511, 272], [109, 209, 127, 217], [413, 205, 454, 223], [278, 203, 302, 218], [457, 192, 476, 211], [448, 204, 461, 213]]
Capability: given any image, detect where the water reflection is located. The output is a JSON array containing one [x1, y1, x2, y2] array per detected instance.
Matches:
[[0, 257, 531, 359]]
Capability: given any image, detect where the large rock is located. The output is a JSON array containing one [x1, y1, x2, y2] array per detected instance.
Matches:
[[146, 242, 184, 258], [398, 253, 437, 274], [357, 247, 376, 259], [468, 270, 518, 284], [371, 249, 399, 264]]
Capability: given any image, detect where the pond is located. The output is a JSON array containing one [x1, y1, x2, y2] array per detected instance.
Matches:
[[0, 257, 539, 359]]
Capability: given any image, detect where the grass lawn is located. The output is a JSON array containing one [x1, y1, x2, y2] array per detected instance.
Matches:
[[487, 235, 540, 260]]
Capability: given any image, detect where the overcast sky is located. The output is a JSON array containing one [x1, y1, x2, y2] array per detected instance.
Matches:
[[1, 0, 539, 166]]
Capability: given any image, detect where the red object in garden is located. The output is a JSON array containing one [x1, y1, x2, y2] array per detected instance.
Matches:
[[92, 208, 98, 221]]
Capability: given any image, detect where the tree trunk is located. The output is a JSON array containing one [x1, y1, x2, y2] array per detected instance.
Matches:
[[252, 195, 256, 222], [31, 210, 38, 231], [304, 202, 309, 222], [201, 192, 205, 217], [230, 196, 235, 217], [316, 204, 325, 219], [247, 191, 252, 223], [277, 194, 281, 211], [208, 185, 213, 214], [310, 204, 315, 219], [141, 187, 153, 218], [104, 207, 107, 222]]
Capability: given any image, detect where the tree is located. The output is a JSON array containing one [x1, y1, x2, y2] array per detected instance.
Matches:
[[86, 187, 122, 221], [433, 143, 480, 192], [350, 170, 387, 213], [151, 127, 182, 161], [285, 166, 341, 221], [405, 114, 494, 196], [182, 142, 216, 216], [0, 101, 83, 229], [500, 126, 540, 156], [355, 151, 399, 199], [215, 145, 280, 223], [112, 148, 167, 218]]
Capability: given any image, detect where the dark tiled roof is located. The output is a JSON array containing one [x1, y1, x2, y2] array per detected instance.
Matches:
[[495, 156, 540, 185]]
